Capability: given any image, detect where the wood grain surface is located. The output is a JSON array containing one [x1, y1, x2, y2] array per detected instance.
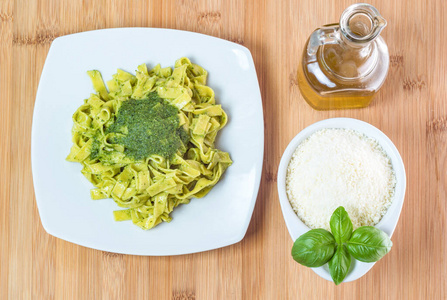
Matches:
[[1, 0, 446, 299]]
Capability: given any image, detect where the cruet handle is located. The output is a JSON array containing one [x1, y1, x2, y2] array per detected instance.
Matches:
[[307, 24, 340, 56]]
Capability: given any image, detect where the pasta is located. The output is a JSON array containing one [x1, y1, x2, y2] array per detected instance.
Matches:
[[67, 57, 232, 230]]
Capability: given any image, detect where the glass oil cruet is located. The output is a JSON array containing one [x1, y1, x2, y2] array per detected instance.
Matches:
[[298, 3, 389, 110]]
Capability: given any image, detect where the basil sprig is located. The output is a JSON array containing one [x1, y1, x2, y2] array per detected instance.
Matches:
[[346, 226, 393, 262], [330, 206, 353, 244], [291, 229, 335, 267], [328, 245, 351, 285], [291, 206, 393, 285]]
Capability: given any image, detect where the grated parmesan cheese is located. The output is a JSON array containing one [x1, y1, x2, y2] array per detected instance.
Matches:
[[286, 128, 396, 230]]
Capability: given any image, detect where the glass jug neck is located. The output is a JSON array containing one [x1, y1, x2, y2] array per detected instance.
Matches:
[[339, 3, 387, 46], [306, 4, 386, 56]]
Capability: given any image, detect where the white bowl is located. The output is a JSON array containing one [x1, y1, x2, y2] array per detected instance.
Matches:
[[277, 118, 406, 283]]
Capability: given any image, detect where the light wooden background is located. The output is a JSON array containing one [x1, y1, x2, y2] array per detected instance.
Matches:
[[1, 0, 446, 299]]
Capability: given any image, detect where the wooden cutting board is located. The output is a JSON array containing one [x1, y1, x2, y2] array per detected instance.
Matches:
[[1, 0, 445, 299]]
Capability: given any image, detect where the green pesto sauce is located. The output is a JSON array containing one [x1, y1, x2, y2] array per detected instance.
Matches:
[[90, 136, 101, 160], [93, 92, 189, 161]]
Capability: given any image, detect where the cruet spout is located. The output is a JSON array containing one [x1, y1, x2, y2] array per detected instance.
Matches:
[[375, 15, 387, 31]]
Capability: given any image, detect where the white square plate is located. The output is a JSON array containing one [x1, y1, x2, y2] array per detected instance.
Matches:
[[32, 28, 264, 255]]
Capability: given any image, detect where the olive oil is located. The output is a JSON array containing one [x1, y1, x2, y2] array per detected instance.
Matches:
[[298, 4, 389, 110], [297, 58, 376, 110]]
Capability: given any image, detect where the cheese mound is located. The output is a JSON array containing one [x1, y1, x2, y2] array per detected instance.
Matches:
[[286, 129, 396, 230]]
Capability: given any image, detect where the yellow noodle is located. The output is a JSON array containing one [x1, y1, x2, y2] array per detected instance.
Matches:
[[67, 58, 232, 230]]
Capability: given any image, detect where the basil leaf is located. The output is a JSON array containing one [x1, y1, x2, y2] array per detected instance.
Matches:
[[291, 229, 336, 267], [328, 245, 351, 285], [330, 206, 353, 244], [346, 226, 392, 262]]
